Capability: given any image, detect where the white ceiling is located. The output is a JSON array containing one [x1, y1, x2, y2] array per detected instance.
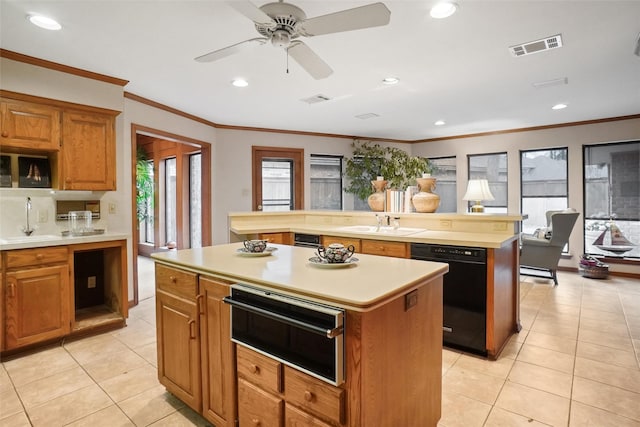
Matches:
[[1, 1, 639, 141]]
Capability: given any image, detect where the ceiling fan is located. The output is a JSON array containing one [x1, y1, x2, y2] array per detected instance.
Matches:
[[195, 1, 391, 79]]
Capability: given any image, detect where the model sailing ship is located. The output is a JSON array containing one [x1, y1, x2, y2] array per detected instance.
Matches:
[[592, 221, 636, 255]]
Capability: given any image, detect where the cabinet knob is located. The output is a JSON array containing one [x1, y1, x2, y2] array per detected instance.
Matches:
[[170, 276, 177, 283], [65, 178, 72, 183], [250, 364, 260, 374], [304, 390, 314, 402], [36, 253, 44, 260], [251, 419, 261, 426], [1, 131, 8, 137]]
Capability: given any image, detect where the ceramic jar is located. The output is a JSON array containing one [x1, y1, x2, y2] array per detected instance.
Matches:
[[412, 177, 440, 213], [367, 179, 387, 212]]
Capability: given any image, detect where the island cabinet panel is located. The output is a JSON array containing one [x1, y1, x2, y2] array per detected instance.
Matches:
[[61, 110, 115, 190], [360, 239, 409, 258], [199, 276, 236, 427], [5, 264, 70, 349], [155, 265, 237, 426], [0, 99, 61, 151]]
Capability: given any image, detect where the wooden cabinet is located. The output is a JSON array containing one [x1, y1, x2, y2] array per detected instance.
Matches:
[[0, 99, 61, 151], [361, 239, 409, 258], [155, 264, 236, 426], [321, 236, 361, 253], [4, 247, 70, 350], [259, 232, 292, 245], [0, 92, 119, 191], [237, 345, 344, 427], [61, 110, 115, 190]]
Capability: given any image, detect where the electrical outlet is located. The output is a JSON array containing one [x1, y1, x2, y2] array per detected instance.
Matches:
[[37, 210, 48, 223], [109, 203, 116, 214], [493, 222, 507, 231], [88, 276, 97, 289], [440, 219, 452, 229], [405, 289, 418, 311]]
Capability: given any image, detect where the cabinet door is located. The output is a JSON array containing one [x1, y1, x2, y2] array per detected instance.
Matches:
[[0, 99, 61, 150], [199, 277, 236, 427], [238, 378, 284, 427], [285, 403, 333, 427], [5, 264, 70, 349], [61, 111, 115, 190], [156, 290, 202, 411], [361, 239, 409, 258]]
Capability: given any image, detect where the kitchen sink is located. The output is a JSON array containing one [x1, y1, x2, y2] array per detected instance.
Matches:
[[0, 234, 61, 245], [336, 225, 425, 236]]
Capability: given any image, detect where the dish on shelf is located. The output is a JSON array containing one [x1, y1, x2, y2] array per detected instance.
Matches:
[[236, 247, 278, 257], [308, 256, 359, 269]]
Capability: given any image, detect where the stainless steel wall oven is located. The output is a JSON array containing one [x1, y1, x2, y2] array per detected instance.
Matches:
[[223, 284, 345, 385]]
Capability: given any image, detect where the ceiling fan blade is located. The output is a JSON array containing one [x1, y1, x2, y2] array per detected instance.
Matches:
[[287, 41, 333, 80], [298, 2, 391, 37], [228, 1, 274, 26], [195, 38, 267, 62]]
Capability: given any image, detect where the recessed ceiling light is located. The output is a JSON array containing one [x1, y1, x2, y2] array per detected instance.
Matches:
[[28, 14, 62, 30], [231, 78, 248, 88], [552, 103, 568, 110], [430, 2, 458, 19], [382, 77, 399, 85], [434, 120, 446, 126]]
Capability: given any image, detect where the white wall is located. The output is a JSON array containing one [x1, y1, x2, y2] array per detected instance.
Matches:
[[411, 118, 640, 274]]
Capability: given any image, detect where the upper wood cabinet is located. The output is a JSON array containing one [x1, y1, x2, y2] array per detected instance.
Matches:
[[0, 99, 61, 151], [61, 110, 116, 190]]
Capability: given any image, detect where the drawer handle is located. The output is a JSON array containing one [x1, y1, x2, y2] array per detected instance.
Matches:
[[1, 131, 8, 137], [8, 282, 16, 297], [304, 390, 315, 402], [170, 276, 177, 283], [251, 419, 261, 426], [250, 364, 260, 374], [188, 320, 196, 339], [36, 254, 44, 260]]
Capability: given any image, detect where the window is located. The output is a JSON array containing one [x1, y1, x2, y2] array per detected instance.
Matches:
[[584, 141, 639, 258], [468, 153, 507, 213], [165, 157, 177, 244], [262, 159, 293, 211], [139, 160, 154, 244], [189, 153, 202, 248], [429, 156, 456, 213], [310, 155, 343, 210], [520, 148, 568, 235]]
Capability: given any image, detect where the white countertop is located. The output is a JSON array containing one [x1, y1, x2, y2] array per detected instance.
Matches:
[[152, 243, 448, 311], [0, 232, 129, 250]]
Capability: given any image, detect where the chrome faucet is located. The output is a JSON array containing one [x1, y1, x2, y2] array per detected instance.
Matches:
[[23, 197, 34, 236], [375, 213, 384, 231]]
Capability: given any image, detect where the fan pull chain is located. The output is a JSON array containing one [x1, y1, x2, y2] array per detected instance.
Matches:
[[286, 48, 290, 74]]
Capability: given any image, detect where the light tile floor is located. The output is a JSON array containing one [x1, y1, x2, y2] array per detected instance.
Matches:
[[1, 272, 638, 426]]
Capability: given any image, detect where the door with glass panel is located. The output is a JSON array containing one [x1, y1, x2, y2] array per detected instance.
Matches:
[[252, 146, 304, 211]]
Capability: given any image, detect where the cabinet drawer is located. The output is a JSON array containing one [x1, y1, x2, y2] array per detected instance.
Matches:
[[259, 232, 292, 245], [237, 345, 283, 394], [5, 246, 68, 269], [155, 263, 197, 299], [321, 236, 361, 253], [361, 239, 409, 258], [285, 403, 333, 427], [238, 378, 284, 427], [284, 366, 344, 425]]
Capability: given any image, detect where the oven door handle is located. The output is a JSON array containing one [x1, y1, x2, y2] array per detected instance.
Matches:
[[223, 296, 343, 339]]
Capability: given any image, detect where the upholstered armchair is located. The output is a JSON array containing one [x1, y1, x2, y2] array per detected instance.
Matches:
[[520, 209, 580, 285]]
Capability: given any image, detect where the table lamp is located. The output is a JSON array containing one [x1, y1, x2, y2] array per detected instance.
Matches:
[[462, 179, 495, 213]]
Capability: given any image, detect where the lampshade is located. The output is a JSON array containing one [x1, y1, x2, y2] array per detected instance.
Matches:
[[462, 179, 495, 213]]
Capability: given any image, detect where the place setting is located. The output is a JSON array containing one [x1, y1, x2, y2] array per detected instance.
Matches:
[[236, 239, 278, 257], [308, 243, 359, 269]]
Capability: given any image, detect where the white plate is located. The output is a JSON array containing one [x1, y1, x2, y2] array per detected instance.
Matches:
[[236, 247, 278, 257], [308, 256, 359, 269]]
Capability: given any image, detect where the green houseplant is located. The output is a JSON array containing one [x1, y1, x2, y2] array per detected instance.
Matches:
[[344, 141, 432, 202], [136, 146, 154, 223]]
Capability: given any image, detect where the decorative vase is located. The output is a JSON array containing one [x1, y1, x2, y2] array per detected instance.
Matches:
[[367, 179, 387, 212], [412, 177, 440, 213]]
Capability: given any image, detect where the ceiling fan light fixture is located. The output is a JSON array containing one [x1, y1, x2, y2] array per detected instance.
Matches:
[[430, 2, 458, 19], [382, 77, 399, 85], [27, 14, 62, 30], [552, 103, 568, 110], [271, 30, 291, 48], [231, 78, 249, 88]]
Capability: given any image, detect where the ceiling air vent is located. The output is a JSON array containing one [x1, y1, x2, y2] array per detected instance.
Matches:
[[355, 113, 380, 120], [509, 34, 563, 57], [301, 94, 331, 104]]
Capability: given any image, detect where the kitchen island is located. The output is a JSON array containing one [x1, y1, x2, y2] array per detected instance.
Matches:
[[152, 243, 448, 427]]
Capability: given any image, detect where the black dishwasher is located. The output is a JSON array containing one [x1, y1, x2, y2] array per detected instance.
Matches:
[[411, 243, 487, 356]]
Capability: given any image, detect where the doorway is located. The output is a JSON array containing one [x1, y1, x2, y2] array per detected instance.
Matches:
[[130, 124, 211, 306], [252, 146, 304, 211]]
